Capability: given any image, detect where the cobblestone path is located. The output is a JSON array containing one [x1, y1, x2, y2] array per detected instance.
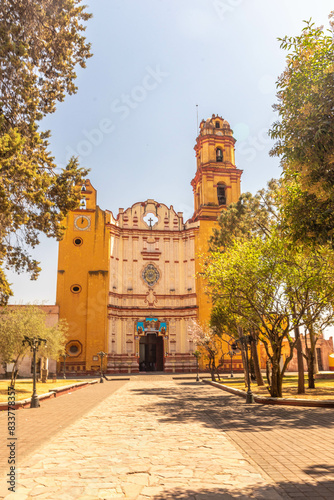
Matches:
[[0, 376, 333, 499]]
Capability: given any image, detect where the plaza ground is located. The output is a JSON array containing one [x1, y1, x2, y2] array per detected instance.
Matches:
[[0, 380, 85, 403], [214, 374, 334, 400], [0, 374, 333, 499]]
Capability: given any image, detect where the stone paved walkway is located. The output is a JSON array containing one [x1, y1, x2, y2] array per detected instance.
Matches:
[[0, 379, 128, 474], [0, 375, 333, 499]]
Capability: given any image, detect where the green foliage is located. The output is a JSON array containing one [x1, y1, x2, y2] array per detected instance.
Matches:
[[210, 179, 279, 251], [204, 182, 334, 396], [0, 0, 92, 303], [269, 14, 334, 245], [0, 305, 68, 386]]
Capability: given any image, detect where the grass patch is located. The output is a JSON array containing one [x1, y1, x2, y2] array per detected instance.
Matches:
[[215, 375, 334, 400], [0, 379, 85, 403]]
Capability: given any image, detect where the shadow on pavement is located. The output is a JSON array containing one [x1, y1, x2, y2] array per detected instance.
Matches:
[[151, 475, 334, 500], [130, 384, 334, 431]]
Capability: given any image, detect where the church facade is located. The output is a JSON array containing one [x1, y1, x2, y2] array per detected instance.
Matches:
[[56, 115, 242, 374]]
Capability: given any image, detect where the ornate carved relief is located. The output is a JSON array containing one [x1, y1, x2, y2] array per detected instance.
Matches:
[[144, 288, 157, 307], [142, 263, 160, 287]]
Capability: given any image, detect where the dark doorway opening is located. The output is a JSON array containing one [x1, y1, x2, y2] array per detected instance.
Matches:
[[139, 334, 164, 371]]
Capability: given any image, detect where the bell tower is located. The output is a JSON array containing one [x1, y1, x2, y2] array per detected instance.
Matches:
[[191, 114, 242, 220], [192, 114, 242, 325]]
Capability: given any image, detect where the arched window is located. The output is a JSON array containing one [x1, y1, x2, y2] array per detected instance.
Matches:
[[216, 148, 223, 162], [217, 184, 226, 205], [215, 121, 220, 128]]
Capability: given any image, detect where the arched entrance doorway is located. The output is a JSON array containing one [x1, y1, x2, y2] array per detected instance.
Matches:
[[139, 333, 164, 371]]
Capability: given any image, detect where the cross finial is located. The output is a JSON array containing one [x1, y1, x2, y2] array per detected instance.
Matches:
[[148, 217, 153, 229]]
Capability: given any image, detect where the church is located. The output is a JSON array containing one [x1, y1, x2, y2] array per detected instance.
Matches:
[[56, 114, 242, 374]]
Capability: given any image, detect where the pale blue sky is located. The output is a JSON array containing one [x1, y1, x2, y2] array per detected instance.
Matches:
[[8, 0, 334, 314]]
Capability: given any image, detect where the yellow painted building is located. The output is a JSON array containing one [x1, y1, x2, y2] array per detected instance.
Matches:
[[56, 114, 242, 374]]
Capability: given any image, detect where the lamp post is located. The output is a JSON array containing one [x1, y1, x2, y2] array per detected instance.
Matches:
[[22, 336, 47, 409], [193, 350, 201, 382], [62, 353, 68, 379], [97, 351, 107, 383], [238, 335, 254, 404], [228, 350, 236, 378]]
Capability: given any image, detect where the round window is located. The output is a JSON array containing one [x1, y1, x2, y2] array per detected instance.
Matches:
[[66, 340, 82, 357], [70, 284, 82, 294], [73, 237, 83, 246]]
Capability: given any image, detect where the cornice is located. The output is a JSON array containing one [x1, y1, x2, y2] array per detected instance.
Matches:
[[191, 165, 243, 187], [108, 292, 197, 299], [107, 226, 198, 237]]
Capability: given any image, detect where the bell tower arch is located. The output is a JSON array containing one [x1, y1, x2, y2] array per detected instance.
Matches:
[[192, 114, 243, 325]]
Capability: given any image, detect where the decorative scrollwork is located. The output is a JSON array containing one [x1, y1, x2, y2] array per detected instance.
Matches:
[[142, 264, 160, 287]]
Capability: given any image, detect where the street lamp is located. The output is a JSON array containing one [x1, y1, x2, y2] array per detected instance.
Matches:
[[22, 336, 47, 409], [193, 350, 201, 382], [237, 335, 254, 404], [228, 349, 236, 378], [220, 337, 238, 378], [97, 351, 107, 383], [62, 353, 68, 379]]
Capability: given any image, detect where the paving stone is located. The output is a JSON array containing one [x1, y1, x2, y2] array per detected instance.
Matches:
[[0, 375, 333, 499]]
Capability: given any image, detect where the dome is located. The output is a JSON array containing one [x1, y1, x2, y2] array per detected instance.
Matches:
[[199, 114, 233, 137]]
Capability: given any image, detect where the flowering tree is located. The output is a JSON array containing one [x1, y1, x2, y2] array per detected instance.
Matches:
[[188, 320, 225, 381]]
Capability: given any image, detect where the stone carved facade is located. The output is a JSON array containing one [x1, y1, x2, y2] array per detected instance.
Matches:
[[107, 200, 198, 373]]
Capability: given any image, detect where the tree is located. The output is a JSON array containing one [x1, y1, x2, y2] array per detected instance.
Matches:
[[211, 300, 265, 387], [293, 246, 334, 389], [208, 182, 303, 393], [205, 236, 301, 397], [269, 14, 334, 245], [204, 231, 334, 397], [0, 305, 67, 386], [0, 0, 92, 303], [208, 181, 334, 394], [188, 321, 225, 381], [210, 179, 279, 251]]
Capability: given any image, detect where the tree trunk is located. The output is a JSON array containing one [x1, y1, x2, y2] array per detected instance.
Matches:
[[209, 356, 216, 381], [270, 343, 284, 398], [10, 355, 22, 388], [294, 326, 305, 394], [308, 351, 316, 389], [238, 328, 249, 387], [307, 324, 317, 389], [250, 335, 265, 386], [270, 361, 283, 398], [266, 359, 272, 389]]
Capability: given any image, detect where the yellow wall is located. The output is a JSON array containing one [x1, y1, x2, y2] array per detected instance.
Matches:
[[192, 115, 242, 331], [56, 180, 110, 372]]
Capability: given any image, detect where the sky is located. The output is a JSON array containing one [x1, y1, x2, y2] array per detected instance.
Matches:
[[7, 0, 334, 329]]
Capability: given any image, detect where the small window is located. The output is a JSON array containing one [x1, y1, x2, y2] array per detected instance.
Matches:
[[66, 340, 82, 357], [73, 237, 83, 246], [216, 148, 223, 162], [215, 121, 220, 128], [217, 185, 226, 205], [70, 284, 82, 294]]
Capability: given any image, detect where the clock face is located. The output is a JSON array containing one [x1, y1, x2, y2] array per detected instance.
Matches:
[[74, 215, 91, 231]]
